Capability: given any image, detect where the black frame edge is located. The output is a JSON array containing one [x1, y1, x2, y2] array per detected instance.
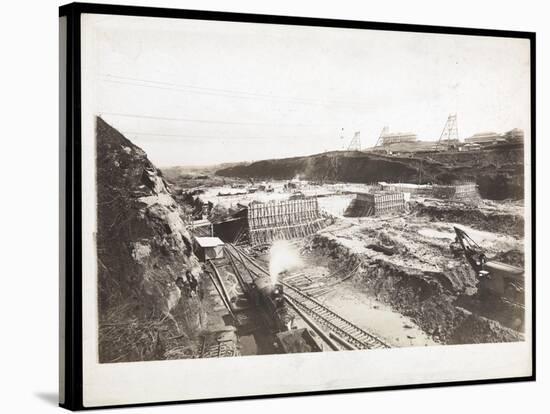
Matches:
[[60, 2, 84, 411], [529, 33, 536, 381], [59, 2, 534, 38]]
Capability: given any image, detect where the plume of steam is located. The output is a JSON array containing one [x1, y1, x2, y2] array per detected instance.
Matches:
[[268, 240, 303, 284]]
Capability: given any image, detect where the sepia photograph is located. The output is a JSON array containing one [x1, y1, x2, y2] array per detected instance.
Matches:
[[88, 14, 531, 363]]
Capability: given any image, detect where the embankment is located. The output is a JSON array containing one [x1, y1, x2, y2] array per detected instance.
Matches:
[[216, 146, 524, 200], [96, 117, 204, 362]]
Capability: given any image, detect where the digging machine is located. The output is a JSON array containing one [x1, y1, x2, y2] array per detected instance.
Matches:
[[452, 227, 524, 306]]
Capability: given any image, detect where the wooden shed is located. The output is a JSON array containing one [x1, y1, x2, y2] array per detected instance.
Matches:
[[194, 237, 225, 262]]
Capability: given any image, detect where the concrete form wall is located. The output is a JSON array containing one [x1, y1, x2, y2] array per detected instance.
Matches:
[[453, 183, 478, 198], [247, 198, 324, 244], [432, 183, 478, 199], [247, 198, 319, 229], [347, 192, 405, 217], [372, 192, 405, 215], [247, 198, 325, 244]]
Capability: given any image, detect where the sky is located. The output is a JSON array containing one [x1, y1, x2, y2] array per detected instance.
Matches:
[[85, 14, 531, 167]]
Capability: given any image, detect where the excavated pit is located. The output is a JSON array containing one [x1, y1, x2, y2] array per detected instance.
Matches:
[[165, 158, 526, 352], [411, 199, 525, 237], [301, 205, 525, 345]]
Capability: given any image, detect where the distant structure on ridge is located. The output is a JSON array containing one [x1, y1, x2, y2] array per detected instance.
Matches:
[[436, 113, 460, 150], [368, 112, 523, 155], [374, 126, 418, 147], [347, 131, 362, 151]]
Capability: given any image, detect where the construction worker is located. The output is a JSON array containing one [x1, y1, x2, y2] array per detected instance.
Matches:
[[186, 271, 198, 296], [175, 276, 190, 298]]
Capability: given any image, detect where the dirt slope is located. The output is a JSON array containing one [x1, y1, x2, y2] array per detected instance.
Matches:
[[96, 117, 203, 362], [310, 217, 524, 344], [216, 146, 524, 199]]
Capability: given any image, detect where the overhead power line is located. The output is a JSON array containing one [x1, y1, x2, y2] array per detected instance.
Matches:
[[99, 74, 378, 109], [100, 111, 339, 128], [121, 131, 328, 141], [102, 74, 290, 99]]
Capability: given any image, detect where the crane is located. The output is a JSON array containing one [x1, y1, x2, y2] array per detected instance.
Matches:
[[452, 227, 524, 306]]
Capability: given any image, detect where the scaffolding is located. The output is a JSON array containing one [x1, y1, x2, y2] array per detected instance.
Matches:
[[247, 198, 326, 245], [432, 182, 479, 200], [345, 192, 405, 217]]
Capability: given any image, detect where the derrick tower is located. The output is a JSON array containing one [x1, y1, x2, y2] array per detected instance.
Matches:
[[437, 113, 459, 150], [347, 131, 361, 151]]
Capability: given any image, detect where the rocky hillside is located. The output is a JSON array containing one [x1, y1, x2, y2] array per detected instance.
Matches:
[[96, 117, 202, 363], [216, 146, 524, 200]]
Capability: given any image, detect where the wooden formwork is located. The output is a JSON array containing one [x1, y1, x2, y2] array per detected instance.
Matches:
[[453, 183, 479, 199], [372, 192, 405, 215], [433, 182, 478, 200], [247, 198, 326, 245], [350, 192, 405, 216]]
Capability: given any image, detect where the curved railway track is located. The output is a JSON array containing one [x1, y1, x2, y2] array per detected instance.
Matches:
[[282, 282, 389, 350], [225, 244, 390, 350]]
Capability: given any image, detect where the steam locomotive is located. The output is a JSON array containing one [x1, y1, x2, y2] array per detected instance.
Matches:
[[249, 271, 324, 353], [252, 276, 291, 332]]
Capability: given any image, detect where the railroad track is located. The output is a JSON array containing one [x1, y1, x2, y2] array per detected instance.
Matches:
[[200, 339, 238, 358], [226, 244, 390, 351], [282, 282, 389, 350]]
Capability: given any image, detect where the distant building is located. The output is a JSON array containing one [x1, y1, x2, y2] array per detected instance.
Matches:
[[465, 131, 501, 145], [503, 128, 524, 143], [380, 131, 418, 146]]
